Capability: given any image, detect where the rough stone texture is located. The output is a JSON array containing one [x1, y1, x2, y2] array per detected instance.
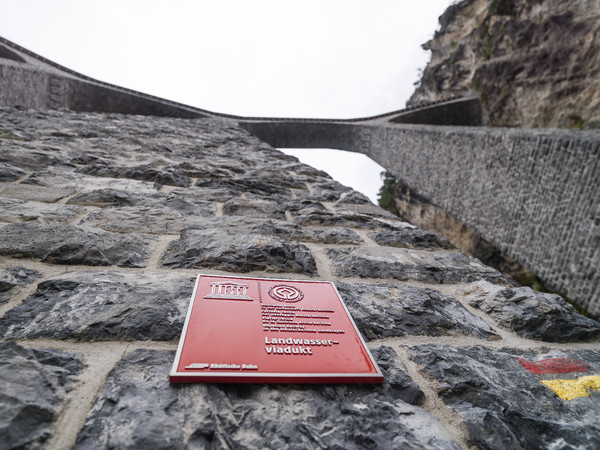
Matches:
[[410, 345, 600, 449], [329, 246, 508, 285], [77, 163, 192, 187], [289, 200, 383, 229], [336, 282, 497, 340], [222, 196, 287, 220], [163, 228, 317, 275], [367, 228, 454, 250], [0, 341, 83, 449], [0, 271, 194, 341], [0, 163, 26, 182], [0, 266, 40, 304], [0, 272, 17, 292], [76, 347, 459, 450], [409, 0, 600, 129], [0, 223, 150, 267], [0, 183, 75, 203], [0, 198, 82, 223], [81, 205, 212, 234], [0, 106, 598, 448], [465, 282, 600, 342]]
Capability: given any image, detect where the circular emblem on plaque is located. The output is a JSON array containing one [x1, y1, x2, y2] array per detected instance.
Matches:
[[268, 285, 304, 303]]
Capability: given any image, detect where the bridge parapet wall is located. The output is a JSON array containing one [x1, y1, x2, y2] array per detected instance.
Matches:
[[244, 120, 600, 317]]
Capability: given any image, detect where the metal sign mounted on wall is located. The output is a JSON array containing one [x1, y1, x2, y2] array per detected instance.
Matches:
[[169, 274, 383, 383]]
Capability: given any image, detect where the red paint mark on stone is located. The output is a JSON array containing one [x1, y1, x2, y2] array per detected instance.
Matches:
[[517, 357, 590, 375]]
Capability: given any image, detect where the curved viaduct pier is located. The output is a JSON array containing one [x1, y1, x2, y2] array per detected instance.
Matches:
[[1, 36, 598, 318]]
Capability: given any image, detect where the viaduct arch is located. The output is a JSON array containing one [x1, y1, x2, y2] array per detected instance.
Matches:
[[1, 36, 598, 318]]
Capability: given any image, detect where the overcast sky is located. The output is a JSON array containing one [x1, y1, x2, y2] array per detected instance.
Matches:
[[1, 0, 453, 202]]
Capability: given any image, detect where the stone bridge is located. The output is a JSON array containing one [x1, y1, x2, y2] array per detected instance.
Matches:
[[1, 36, 600, 448], [4, 36, 595, 318]]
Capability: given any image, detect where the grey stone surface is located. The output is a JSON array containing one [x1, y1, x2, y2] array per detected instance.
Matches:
[[66, 188, 139, 207], [336, 282, 497, 340], [465, 283, 600, 342], [222, 196, 287, 220], [163, 228, 317, 275], [289, 200, 381, 229], [76, 347, 459, 450], [0, 198, 81, 223], [334, 202, 397, 219], [0, 223, 150, 267], [0, 271, 194, 341], [0, 267, 40, 305], [0, 341, 83, 449], [410, 345, 600, 449], [297, 226, 363, 245], [78, 164, 192, 187], [329, 246, 508, 284], [180, 215, 362, 246], [81, 206, 206, 234], [368, 228, 454, 250], [2, 266, 41, 286], [0, 183, 75, 203], [0, 272, 17, 292], [0, 162, 26, 182]]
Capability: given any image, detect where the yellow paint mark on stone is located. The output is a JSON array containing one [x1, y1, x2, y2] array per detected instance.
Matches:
[[541, 375, 600, 401]]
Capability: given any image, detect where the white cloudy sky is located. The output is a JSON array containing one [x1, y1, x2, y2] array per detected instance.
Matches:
[[1, 0, 452, 202]]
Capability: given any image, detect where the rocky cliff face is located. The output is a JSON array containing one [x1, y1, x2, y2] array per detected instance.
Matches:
[[410, 0, 600, 128]]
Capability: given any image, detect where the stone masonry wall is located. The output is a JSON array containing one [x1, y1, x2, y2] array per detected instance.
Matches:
[[1, 107, 599, 449], [244, 121, 600, 318]]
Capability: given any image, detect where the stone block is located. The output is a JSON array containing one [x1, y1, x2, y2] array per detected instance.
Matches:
[[163, 228, 317, 275], [0, 342, 83, 449], [0, 183, 74, 203], [465, 283, 600, 342], [336, 282, 497, 340], [410, 345, 600, 449], [82, 206, 196, 234], [222, 196, 287, 220], [0, 266, 40, 304], [0, 198, 81, 223], [75, 347, 459, 449], [0, 271, 194, 341], [0, 162, 26, 182], [78, 164, 192, 187], [329, 246, 508, 284], [0, 223, 150, 267], [368, 228, 454, 250]]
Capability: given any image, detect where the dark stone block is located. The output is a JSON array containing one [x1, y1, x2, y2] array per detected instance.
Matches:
[[0, 342, 83, 449], [0, 223, 150, 267], [0, 162, 26, 182], [0, 198, 81, 223], [67, 188, 137, 207], [336, 282, 497, 340], [78, 164, 192, 187], [82, 206, 208, 234], [329, 246, 508, 285], [410, 345, 600, 449], [368, 228, 454, 250], [0, 271, 194, 341], [163, 228, 317, 275], [222, 196, 287, 220], [76, 347, 458, 449], [466, 284, 600, 342]]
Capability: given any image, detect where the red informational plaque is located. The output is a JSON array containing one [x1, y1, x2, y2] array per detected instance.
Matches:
[[170, 274, 383, 383]]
